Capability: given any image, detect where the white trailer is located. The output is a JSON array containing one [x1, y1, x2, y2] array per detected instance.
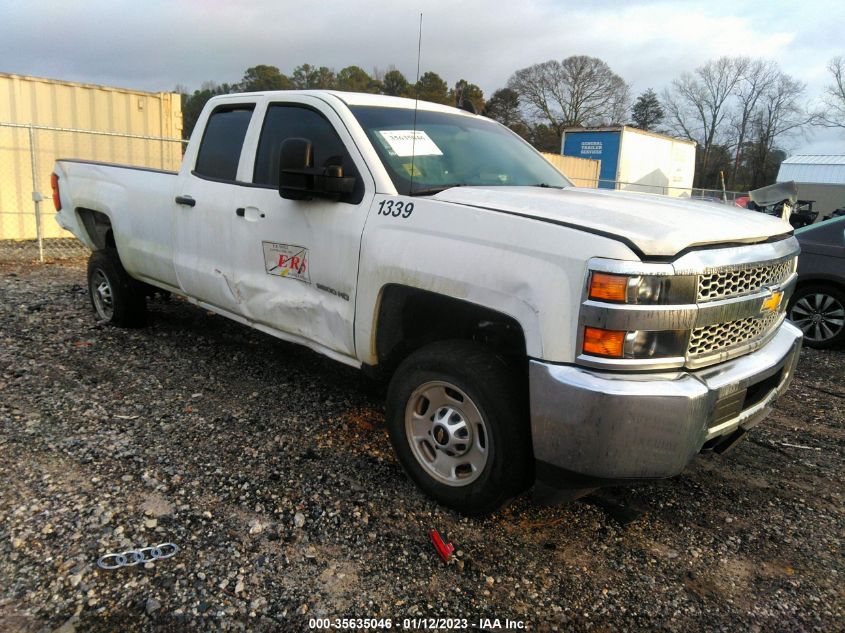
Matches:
[[562, 126, 696, 197]]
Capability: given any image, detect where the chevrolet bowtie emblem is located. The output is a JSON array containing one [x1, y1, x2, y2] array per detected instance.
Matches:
[[761, 290, 784, 315]]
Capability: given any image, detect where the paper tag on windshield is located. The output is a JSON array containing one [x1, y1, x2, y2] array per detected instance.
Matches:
[[378, 130, 443, 157]]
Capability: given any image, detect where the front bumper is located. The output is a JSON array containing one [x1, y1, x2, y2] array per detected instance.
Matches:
[[529, 321, 802, 485]]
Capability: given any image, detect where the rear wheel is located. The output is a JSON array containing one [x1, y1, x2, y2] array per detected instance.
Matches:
[[87, 249, 147, 327], [788, 284, 845, 349], [386, 340, 532, 516]]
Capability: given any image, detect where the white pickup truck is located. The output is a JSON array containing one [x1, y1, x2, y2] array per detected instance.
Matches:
[[52, 90, 802, 515]]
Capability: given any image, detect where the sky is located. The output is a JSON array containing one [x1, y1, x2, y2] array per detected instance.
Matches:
[[2, 0, 844, 154]]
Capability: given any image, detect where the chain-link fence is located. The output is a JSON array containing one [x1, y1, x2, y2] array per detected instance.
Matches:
[[2, 126, 751, 263], [566, 175, 747, 203], [0, 122, 187, 262]]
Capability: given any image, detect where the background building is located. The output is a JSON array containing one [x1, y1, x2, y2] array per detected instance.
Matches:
[[0, 73, 182, 244], [776, 155, 845, 219], [561, 126, 696, 197], [541, 153, 601, 188]]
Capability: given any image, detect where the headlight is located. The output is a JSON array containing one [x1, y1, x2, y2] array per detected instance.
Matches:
[[588, 272, 695, 305], [582, 326, 688, 359], [634, 276, 663, 303], [623, 329, 688, 358]]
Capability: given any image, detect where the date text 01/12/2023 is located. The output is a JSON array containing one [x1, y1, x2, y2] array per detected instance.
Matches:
[[307, 617, 526, 630]]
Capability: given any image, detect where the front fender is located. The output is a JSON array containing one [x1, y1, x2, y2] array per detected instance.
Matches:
[[354, 196, 639, 364]]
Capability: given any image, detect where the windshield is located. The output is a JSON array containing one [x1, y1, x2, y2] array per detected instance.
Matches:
[[349, 106, 571, 195]]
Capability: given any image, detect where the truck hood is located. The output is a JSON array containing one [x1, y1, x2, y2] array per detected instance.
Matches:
[[433, 186, 792, 258]]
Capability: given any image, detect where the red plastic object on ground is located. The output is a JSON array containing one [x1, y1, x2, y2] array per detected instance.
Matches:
[[429, 529, 455, 563]]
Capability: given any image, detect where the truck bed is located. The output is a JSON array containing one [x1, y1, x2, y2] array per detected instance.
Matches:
[[54, 159, 180, 287]]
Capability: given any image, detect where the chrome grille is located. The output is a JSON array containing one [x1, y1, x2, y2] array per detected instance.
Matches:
[[688, 313, 781, 358], [697, 259, 794, 303]]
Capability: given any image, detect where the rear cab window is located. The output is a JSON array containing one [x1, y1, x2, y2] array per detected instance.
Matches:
[[194, 105, 255, 181]]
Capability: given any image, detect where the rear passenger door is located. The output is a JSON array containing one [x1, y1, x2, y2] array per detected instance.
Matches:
[[172, 103, 255, 314], [229, 97, 374, 358]]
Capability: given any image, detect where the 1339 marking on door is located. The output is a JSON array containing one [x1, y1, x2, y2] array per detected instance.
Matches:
[[377, 199, 414, 218]]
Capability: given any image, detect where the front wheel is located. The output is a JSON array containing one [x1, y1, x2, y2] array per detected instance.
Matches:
[[87, 249, 147, 327], [788, 284, 845, 349], [386, 341, 532, 516]]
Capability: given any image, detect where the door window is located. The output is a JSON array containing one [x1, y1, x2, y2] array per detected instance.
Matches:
[[253, 105, 363, 203], [194, 105, 255, 181]]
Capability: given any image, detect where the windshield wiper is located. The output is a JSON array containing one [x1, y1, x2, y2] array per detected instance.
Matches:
[[408, 184, 464, 197]]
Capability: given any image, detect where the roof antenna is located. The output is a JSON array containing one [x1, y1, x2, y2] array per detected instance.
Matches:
[[409, 12, 422, 196]]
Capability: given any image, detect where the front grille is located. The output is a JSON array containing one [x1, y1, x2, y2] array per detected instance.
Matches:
[[688, 313, 781, 358], [580, 243, 799, 371], [697, 259, 794, 303]]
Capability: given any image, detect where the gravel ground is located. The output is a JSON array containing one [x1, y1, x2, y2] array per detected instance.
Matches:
[[1, 260, 843, 632]]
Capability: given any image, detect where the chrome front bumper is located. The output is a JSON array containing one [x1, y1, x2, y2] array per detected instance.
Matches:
[[529, 321, 802, 484]]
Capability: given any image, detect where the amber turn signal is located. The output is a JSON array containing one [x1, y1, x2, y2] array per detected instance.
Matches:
[[589, 272, 628, 302], [583, 326, 626, 357]]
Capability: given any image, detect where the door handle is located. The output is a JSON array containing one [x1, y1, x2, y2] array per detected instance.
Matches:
[[175, 195, 196, 207], [235, 206, 265, 220]]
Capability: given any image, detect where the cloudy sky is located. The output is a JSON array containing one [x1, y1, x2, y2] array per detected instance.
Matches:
[[3, 0, 844, 153]]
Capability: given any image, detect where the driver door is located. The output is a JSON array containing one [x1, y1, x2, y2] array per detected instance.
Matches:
[[229, 98, 373, 358]]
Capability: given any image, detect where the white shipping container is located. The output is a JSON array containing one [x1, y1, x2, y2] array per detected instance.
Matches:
[[617, 128, 696, 197], [562, 126, 696, 197], [0, 73, 183, 241]]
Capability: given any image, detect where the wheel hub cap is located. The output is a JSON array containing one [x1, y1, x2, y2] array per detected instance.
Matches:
[[405, 381, 489, 487], [790, 292, 845, 342], [431, 407, 471, 456], [91, 268, 114, 320]]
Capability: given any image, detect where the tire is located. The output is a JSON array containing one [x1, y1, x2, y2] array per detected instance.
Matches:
[[87, 249, 147, 327], [788, 284, 845, 349], [386, 340, 532, 516]]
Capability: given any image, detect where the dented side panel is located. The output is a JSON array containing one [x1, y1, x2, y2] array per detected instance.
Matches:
[[227, 184, 366, 356], [223, 95, 376, 358]]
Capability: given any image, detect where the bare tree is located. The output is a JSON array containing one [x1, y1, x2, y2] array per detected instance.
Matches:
[[507, 56, 630, 137], [663, 56, 747, 184], [729, 58, 778, 188], [747, 72, 810, 188], [817, 56, 845, 129]]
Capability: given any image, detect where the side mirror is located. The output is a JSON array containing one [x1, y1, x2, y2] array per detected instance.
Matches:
[[278, 138, 356, 201], [279, 138, 315, 200]]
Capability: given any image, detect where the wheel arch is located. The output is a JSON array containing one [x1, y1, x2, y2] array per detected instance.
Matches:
[[371, 283, 530, 377], [790, 276, 845, 304], [76, 207, 116, 251]]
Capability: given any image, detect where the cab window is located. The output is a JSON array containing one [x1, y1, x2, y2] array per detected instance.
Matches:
[[253, 104, 363, 204], [194, 105, 254, 181]]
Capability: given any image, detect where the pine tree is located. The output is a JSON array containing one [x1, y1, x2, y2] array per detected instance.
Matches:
[[630, 89, 664, 131]]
